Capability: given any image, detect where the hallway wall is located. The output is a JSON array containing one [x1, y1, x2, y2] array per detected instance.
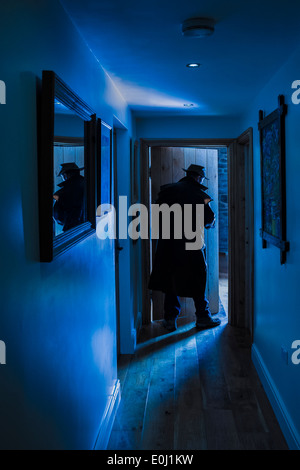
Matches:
[[0, 0, 132, 449], [134, 51, 300, 447], [1, 0, 300, 451], [240, 43, 300, 449], [135, 115, 242, 140]]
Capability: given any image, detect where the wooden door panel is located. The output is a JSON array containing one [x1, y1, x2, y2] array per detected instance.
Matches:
[[172, 147, 185, 182], [228, 129, 253, 335], [184, 147, 196, 169], [160, 147, 172, 186], [205, 149, 219, 314]]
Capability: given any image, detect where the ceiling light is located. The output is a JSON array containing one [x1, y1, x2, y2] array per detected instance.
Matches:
[[186, 63, 201, 68], [182, 17, 215, 38]]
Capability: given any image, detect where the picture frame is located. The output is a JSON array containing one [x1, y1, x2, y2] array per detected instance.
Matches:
[[38, 70, 97, 262], [258, 94, 289, 264], [97, 119, 112, 210]]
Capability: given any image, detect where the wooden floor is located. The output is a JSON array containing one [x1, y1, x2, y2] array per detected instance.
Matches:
[[108, 277, 288, 451]]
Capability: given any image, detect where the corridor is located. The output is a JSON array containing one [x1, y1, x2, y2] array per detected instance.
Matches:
[[108, 297, 288, 450]]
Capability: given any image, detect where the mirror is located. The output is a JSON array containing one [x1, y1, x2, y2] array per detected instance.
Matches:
[[53, 100, 86, 236], [38, 71, 97, 261]]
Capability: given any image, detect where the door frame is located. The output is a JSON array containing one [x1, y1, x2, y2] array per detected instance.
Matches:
[[113, 118, 136, 354], [140, 138, 233, 324], [228, 128, 254, 337], [140, 134, 254, 337]]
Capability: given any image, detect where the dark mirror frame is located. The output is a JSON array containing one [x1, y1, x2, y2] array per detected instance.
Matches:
[[38, 70, 97, 262]]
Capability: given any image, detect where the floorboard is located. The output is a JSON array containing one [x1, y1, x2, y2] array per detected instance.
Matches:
[[107, 277, 288, 451]]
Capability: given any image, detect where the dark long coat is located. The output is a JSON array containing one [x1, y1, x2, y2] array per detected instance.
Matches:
[[148, 176, 215, 298], [53, 174, 85, 231]]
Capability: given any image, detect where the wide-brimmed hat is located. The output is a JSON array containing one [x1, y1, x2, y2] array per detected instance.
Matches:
[[57, 162, 84, 176], [183, 164, 209, 179]]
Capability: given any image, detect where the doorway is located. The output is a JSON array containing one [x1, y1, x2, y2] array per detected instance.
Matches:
[[140, 133, 254, 338], [113, 118, 135, 355], [149, 146, 220, 325]]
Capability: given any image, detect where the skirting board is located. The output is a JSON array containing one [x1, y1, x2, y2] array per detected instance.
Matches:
[[94, 379, 121, 450], [251, 344, 300, 450]]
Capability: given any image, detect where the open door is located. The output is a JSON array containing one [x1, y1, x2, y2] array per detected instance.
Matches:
[[149, 146, 219, 322], [228, 128, 254, 338], [140, 135, 253, 334]]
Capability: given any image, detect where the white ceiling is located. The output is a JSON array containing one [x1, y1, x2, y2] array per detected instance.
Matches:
[[60, 0, 300, 117]]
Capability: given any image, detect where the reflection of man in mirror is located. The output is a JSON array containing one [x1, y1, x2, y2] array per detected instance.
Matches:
[[53, 162, 85, 232]]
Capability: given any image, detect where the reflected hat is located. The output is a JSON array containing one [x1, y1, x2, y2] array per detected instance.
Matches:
[[183, 164, 209, 179], [57, 162, 84, 176]]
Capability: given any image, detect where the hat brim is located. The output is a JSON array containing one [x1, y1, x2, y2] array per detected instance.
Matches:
[[57, 166, 84, 176], [182, 168, 209, 180]]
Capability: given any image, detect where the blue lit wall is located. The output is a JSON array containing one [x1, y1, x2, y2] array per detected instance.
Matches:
[[135, 115, 242, 140], [240, 44, 300, 449], [1, 0, 300, 451], [0, 0, 132, 449], [135, 49, 300, 448]]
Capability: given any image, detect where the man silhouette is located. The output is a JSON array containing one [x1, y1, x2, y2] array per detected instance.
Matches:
[[53, 162, 85, 232], [149, 164, 221, 332]]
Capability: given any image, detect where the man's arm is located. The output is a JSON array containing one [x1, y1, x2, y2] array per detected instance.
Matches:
[[204, 201, 215, 228]]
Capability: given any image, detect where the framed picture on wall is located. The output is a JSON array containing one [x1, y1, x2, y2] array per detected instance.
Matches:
[[258, 94, 289, 264], [97, 119, 112, 210]]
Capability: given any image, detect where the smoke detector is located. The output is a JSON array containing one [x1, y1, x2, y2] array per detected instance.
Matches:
[[182, 18, 215, 38]]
